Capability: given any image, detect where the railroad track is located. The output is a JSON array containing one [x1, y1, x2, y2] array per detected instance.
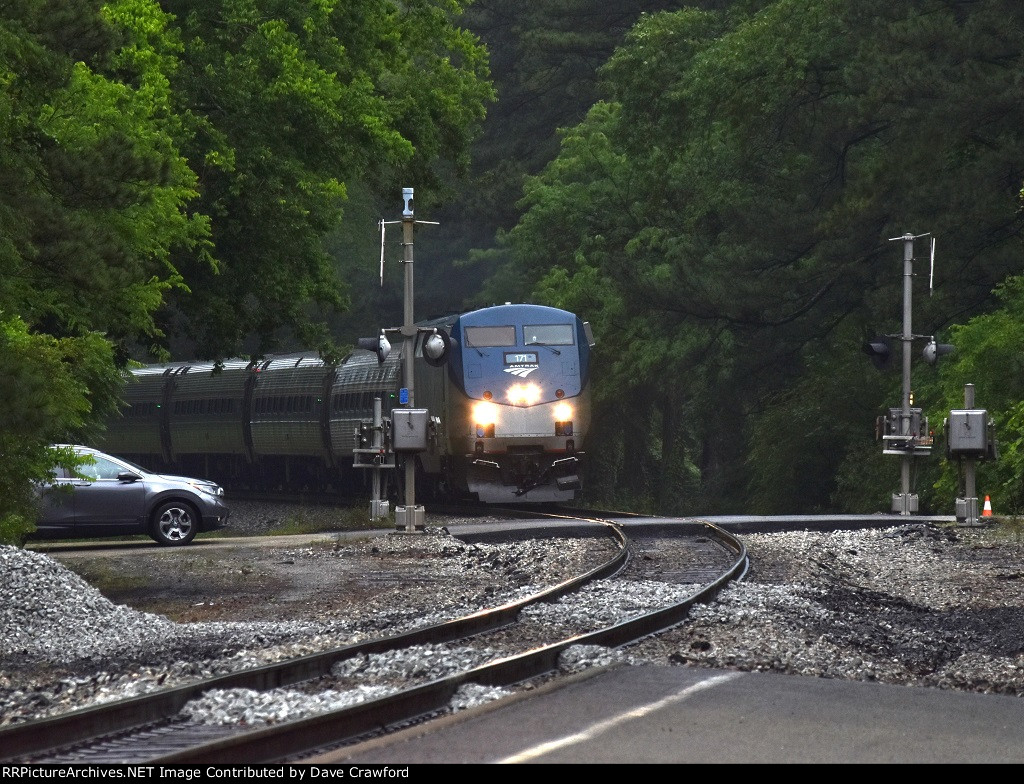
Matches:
[[1, 516, 747, 764]]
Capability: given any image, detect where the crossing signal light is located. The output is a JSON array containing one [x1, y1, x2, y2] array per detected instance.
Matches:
[[862, 337, 892, 370], [357, 334, 391, 365], [422, 329, 451, 367], [923, 339, 954, 365]]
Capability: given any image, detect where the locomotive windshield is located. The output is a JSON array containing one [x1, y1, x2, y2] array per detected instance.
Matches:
[[465, 325, 516, 347], [524, 324, 574, 346]]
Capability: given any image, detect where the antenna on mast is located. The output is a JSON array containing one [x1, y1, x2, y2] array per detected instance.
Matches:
[[378, 214, 437, 288], [929, 237, 936, 297], [378, 219, 386, 287]]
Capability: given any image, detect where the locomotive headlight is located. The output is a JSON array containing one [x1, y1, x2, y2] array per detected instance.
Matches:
[[472, 401, 499, 426], [507, 382, 541, 406], [554, 401, 574, 436]]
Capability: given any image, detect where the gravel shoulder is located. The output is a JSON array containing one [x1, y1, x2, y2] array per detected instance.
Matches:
[[626, 522, 1024, 694]]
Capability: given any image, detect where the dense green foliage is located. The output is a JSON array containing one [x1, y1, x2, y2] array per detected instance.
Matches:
[[423, 0, 701, 310], [0, 0, 491, 543], [2, 0, 1023, 541], [500, 0, 1024, 514], [932, 274, 1024, 516], [0, 0, 202, 541], [322, 0, 685, 333], [157, 0, 493, 359]]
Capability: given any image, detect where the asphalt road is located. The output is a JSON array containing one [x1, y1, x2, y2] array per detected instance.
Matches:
[[316, 664, 1024, 764]]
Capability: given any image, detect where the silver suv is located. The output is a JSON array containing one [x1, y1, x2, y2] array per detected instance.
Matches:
[[34, 445, 229, 546]]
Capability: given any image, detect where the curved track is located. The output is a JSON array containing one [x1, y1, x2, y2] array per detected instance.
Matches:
[[1, 516, 747, 764]]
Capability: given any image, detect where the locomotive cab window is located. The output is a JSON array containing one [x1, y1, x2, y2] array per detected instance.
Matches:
[[464, 325, 516, 348], [524, 324, 574, 346]]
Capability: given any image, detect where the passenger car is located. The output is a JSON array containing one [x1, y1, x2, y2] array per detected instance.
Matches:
[[33, 445, 229, 546]]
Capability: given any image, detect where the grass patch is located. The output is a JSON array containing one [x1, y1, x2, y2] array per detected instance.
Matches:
[[262, 505, 395, 536], [990, 513, 1024, 543], [25, 533, 152, 548], [60, 559, 152, 593]]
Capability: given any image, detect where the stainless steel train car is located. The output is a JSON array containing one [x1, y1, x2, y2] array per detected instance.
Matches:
[[97, 303, 594, 504]]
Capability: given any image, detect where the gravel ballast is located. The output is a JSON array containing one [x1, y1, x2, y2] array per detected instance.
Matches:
[[3, 504, 1024, 731]]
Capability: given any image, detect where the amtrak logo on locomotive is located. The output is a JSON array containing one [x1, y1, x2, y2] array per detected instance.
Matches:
[[504, 365, 538, 378], [503, 351, 539, 378]]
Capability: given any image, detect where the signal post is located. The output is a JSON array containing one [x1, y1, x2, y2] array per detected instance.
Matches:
[[357, 189, 447, 532], [944, 383, 998, 526], [867, 233, 997, 520], [866, 233, 951, 514], [395, 188, 424, 533]]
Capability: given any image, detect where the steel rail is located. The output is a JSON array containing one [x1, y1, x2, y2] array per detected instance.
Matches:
[[150, 521, 748, 764], [0, 521, 628, 762]]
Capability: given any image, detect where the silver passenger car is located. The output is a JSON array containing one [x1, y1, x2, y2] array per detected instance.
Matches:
[[34, 445, 229, 546]]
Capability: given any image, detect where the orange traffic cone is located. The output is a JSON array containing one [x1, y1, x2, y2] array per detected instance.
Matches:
[[982, 495, 993, 517]]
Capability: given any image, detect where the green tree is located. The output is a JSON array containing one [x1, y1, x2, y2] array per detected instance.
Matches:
[[928, 274, 1024, 515], [0, 0, 203, 542], [0, 320, 121, 544], [0, 0, 494, 542], [2, 0, 205, 352], [156, 0, 494, 359], [507, 0, 1024, 513]]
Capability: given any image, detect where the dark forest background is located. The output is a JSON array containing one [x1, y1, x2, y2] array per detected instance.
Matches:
[[2, 0, 1023, 542]]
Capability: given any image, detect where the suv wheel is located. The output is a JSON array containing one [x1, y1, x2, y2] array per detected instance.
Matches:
[[150, 500, 199, 546]]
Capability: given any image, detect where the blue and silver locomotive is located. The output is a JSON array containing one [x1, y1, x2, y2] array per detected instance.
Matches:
[[98, 303, 594, 504]]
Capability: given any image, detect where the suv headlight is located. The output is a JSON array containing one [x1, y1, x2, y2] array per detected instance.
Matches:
[[189, 481, 223, 498]]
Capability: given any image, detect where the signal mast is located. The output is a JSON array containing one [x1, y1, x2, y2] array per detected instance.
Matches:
[[866, 233, 951, 514]]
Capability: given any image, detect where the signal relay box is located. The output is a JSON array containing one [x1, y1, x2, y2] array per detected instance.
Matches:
[[392, 408, 430, 452], [877, 407, 932, 455], [945, 409, 998, 460]]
